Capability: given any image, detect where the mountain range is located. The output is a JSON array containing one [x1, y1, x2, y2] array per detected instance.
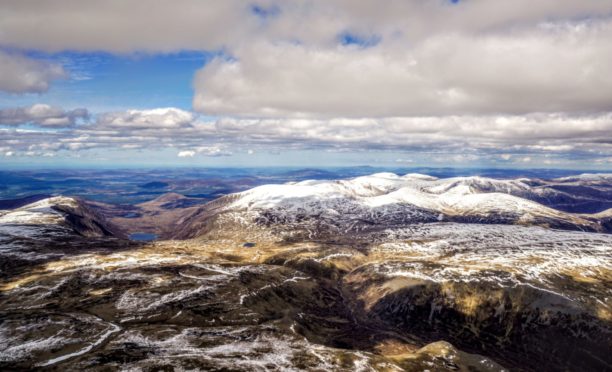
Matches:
[[0, 172, 610, 371]]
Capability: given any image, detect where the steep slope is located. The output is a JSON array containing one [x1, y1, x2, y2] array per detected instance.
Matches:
[[0, 196, 130, 277], [0, 196, 124, 239]]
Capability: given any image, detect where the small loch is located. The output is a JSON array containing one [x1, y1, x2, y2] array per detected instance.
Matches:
[[129, 232, 158, 241]]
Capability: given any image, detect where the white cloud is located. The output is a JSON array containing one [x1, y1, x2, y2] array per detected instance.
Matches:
[[194, 145, 232, 157], [96, 108, 194, 129], [208, 113, 612, 148], [0, 104, 88, 127], [528, 145, 575, 152], [2, 1, 612, 165], [194, 21, 612, 118], [0, 0, 253, 53], [121, 144, 143, 149], [1, 1, 612, 52], [0, 51, 66, 93], [177, 145, 232, 158], [0, 106, 610, 165], [177, 150, 196, 158]]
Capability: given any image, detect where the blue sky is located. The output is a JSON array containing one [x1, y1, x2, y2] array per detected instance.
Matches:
[[0, 1, 611, 169], [0, 51, 215, 112]]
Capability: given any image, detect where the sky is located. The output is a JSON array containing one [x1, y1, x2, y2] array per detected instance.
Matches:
[[1, 0, 611, 169]]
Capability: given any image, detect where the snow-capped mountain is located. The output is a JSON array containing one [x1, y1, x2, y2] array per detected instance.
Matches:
[[553, 173, 612, 182], [173, 173, 607, 239], [0, 196, 124, 239]]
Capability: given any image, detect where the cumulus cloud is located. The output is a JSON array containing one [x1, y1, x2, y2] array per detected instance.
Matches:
[[96, 108, 194, 129], [0, 107, 610, 165], [177, 150, 196, 158], [2, 1, 612, 166], [0, 106, 229, 159], [0, 0, 254, 53], [0, 51, 66, 93], [194, 145, 233, 157], [194, 21, 612, 117], [210, 113, 612, 148], [0, 104, 88, 127], [1, 1, 612, 52], [178, 145, 232, 158]]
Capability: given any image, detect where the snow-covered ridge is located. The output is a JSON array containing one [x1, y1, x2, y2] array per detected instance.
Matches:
[[0, 196, 78, 226], [230, 173, 545, 210], [232, 173, 563, 211], [208, 172, 607, 234], [232, 173, 529, 209], [0, 196, 122, 239], [554, 173, 612, 182]]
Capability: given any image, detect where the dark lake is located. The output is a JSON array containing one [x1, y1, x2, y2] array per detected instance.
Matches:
[[129, 232, 158, 241]]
